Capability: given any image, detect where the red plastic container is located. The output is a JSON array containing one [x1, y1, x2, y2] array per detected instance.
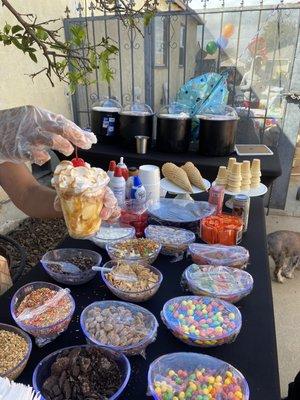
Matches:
[[120, 200, 148, 238]]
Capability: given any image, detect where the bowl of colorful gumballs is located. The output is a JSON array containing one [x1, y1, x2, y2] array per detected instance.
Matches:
[[148, 352, 249, 400], [161, 295, 242, 347], [41, 248, 102, 285], [181, 264, 254, 303], [10, 281, 75, 345], [0, 323, 32, 380]]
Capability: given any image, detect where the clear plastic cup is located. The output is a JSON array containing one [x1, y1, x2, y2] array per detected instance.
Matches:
[[58, 187, 106, 239]]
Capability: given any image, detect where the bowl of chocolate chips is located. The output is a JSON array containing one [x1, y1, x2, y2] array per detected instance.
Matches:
[[32, 345, 131, 400], [41, 248, 102, 285]]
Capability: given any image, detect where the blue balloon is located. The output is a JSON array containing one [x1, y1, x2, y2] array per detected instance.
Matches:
[[216, 36, 228, 49]]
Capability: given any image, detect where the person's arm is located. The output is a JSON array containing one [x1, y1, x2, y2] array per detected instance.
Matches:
[[0, 162, 62, 219]]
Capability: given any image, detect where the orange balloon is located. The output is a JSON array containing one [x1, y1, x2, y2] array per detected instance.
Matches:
[[222, 23, 234, 38]]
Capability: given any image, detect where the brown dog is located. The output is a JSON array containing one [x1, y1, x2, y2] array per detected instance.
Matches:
[[267, 231, 300, 283]]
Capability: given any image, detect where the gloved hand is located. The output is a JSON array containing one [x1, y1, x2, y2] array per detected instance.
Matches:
[[54, 186, 120, 222], [0, 105, 97, 165]]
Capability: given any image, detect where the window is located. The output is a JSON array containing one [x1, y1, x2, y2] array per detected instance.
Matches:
[[179, 24, 186, 67], [154, 17, 168, 67]]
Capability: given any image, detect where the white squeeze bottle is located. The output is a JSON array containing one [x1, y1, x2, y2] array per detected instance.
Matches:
[[117, 157, 129, 180], [110, 166, 126, 205]]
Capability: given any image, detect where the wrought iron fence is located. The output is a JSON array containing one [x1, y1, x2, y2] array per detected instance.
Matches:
[[64, 0, 300, 208]]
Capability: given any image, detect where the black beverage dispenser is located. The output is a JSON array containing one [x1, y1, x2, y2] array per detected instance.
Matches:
[[91, 98, 121, 144]]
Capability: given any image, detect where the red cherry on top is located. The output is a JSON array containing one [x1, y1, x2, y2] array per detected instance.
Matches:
[[71, 157, 85, 167]]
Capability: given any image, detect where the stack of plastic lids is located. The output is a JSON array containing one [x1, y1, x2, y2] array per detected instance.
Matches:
[[148, 199, 216, 233], [182, 264, 253, 303], [188, 243, 250, 269]]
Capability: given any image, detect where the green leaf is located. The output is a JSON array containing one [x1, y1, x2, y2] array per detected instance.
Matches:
[[11, 37, 23, 50], [29, 52, 37, 63], [3, 38, 11, 45], [35, 26, 48, 41], [12, 25, 23, 34], [4, 23, 11, 34], [70, 25, 86, 46], [143, 11, 155, 27]]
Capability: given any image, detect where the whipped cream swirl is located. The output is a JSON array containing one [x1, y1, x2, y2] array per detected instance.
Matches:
[[52, 161, 109, 196]]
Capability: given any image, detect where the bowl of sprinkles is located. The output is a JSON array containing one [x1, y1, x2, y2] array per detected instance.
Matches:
[[0, 323, 32, 380], [182, 265, 254, 303], [148, 352, 249, 400], [10, 281, 75, 343], [161, 296, 242, 347], [106, 238, 161, 264]]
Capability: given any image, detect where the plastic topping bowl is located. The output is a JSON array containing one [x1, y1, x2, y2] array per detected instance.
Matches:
[[148, 352, 249, 400], [41, 248, 102, 285], [11, 281, 75, 346], [188, 243, 250, 269], [101, 260, 163, 302], [144, 225, 195, 257], [106, 238, 161, 264], [32, 345, 130, 400], [161, 296, 242, 347], [90, 221, 136, 249], [80, 301, 158, 356], [0, 323, 32, 380], [182, 265, 254, 303]]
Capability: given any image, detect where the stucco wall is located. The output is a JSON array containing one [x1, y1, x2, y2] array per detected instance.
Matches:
[[0, 0, 75, 117]]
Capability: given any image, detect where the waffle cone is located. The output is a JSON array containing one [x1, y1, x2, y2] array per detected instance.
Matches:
[[162, 163, 193, 192], [181, 162, 206, 190], [0, 256, 12, 295]]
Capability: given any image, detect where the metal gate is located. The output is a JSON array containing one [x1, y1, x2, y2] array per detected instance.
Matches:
[[64, 0, 300, 209]]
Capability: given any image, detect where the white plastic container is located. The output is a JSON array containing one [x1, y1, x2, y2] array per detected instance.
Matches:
[[110, 166, 126, 205]]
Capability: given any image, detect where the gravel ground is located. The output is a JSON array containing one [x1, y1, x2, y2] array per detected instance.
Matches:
[[7, 218, 67, 279]]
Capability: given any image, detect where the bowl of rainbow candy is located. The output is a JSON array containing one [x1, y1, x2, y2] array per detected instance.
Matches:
[[161, 295, 241, 347], [148, 352, 249, 400]]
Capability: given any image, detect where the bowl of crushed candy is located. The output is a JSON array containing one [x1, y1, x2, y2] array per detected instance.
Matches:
[[106, 238, 161, 264], [148, 352, 249, 400], [0, 323, 32, 380], [32, 344, 131, 400], [41, 248, 102, 285]]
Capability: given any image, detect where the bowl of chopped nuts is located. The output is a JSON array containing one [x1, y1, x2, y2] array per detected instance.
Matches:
[[10, 282, 75, 344], [101, 260, 163, 302], [32, 345, 131, 400], [106, 238, 161, 264], [80, 301, 158, 356], [41, 248, 102, 285], [0, 323, 32, 380]]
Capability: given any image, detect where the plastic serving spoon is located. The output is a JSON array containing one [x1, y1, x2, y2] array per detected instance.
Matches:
[[92, 266, 138, 283], [45, 261, 81, 274]]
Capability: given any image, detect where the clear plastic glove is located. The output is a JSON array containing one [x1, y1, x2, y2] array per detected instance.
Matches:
[[0, 105, 97, 165], [54, 186, 120, 222]]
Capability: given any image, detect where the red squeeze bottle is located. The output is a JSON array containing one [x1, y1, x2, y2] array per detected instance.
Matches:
[[107, 160, 116, 180]]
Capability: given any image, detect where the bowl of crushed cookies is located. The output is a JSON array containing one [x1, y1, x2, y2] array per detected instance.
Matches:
[[101, 260, 163, 302], [80, 300, 158, 356]]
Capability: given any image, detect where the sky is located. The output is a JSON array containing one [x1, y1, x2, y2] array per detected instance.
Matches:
[[190, 0, 299, 9]]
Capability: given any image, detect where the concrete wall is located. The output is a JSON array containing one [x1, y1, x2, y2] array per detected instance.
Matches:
[[0, 0, 74, 116]]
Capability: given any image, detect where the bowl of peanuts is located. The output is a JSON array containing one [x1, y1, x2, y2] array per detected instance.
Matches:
[[101, 260, 163, 302], [10, 281, 75, 344], [80, 300, 159, 356], [0, 323, 32, 380]]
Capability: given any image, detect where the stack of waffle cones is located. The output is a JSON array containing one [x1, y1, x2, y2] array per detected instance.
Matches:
[[226, 162, 242, 193], [162, 162, 207, 192], [0, 255, 12, 295], [251, 159, 261, 189], [215, 166, 228, 187], [241, 161, 252, 191]]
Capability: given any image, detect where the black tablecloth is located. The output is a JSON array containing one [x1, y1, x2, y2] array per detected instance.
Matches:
[[72, 143, 282, 188], [0, 196, 281, 399]]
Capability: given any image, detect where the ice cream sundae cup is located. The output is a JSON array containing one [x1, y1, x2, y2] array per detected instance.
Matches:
[[52, 161, 109, 239]]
